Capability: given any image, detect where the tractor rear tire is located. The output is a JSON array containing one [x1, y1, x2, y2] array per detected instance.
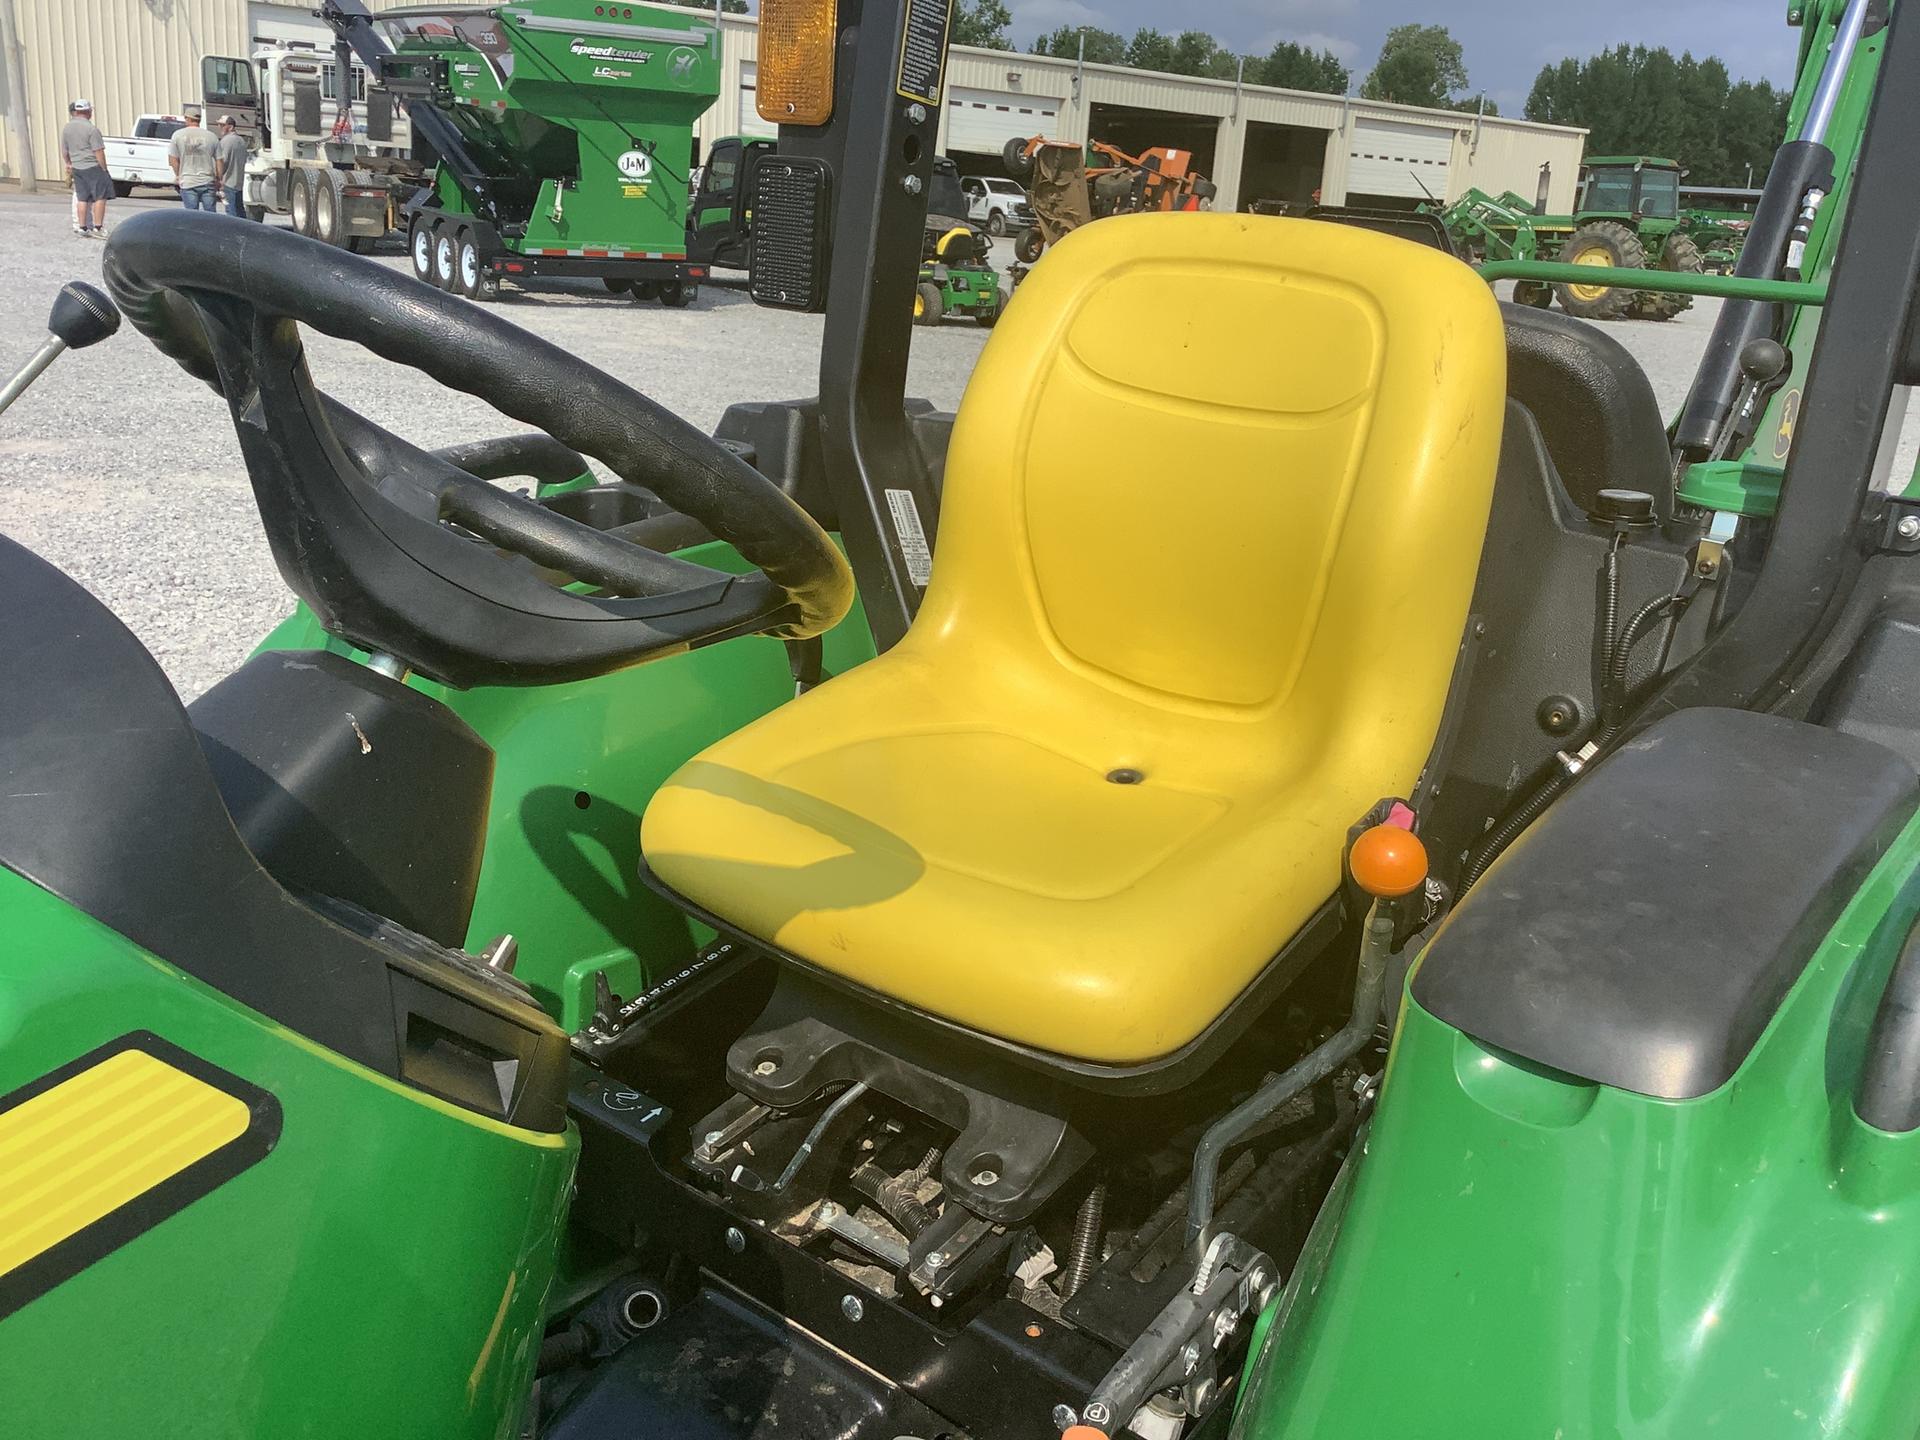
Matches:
[[1014, 227, 1045, 264], [1002, 137, 1035, 179], [913, 281, 945, 326], [1553, 220, 1645, 321], [1628, 232, 1704, 322], [409, 214, 436, 284]]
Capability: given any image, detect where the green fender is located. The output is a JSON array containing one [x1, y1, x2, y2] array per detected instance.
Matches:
[[1233, 810, 1920, 1438]]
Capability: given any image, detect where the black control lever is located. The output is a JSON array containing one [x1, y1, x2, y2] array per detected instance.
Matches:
[[0, 281, 120, 419]]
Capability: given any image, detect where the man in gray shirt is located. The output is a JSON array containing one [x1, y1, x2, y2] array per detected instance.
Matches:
[[61, 99, 110, 238], [214, 115, 251, 218], [168, 105, 219, 212]]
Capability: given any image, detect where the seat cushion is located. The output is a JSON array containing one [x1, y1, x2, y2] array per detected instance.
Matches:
[[642, 656, 1386, 1064], [643, 214, 1507, 1065]]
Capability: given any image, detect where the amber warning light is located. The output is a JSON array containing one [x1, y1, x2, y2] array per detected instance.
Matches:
[[756, 0, 838, 127]]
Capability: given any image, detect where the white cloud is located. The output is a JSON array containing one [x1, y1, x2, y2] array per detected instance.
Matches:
[[1006, 0, 1110, 36], [1250, 26, 1363, 65]]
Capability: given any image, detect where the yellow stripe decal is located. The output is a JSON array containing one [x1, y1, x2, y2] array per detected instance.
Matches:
[[0, 1034, 277, 1320]]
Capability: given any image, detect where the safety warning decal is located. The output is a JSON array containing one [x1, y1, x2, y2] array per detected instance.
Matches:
[[885, 488, 934, 586], [896, 0, 954, 106]]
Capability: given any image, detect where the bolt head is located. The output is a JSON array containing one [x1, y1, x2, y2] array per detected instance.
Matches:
[[905, 101, 928, 124], [1899, 515, 1920, 540], [841, 1294, 864, 1322], [925, 1250, 946, 1269], [1181, 1340, 1202, 1373], [1052, 1404, 1078, 1431], [753, 1059, 778, 1076], [724, 1226, 747, 1254], [703, 1129, 723, 1146], [971, 1168, 1000, 1187], [903, 174, 924, 196]]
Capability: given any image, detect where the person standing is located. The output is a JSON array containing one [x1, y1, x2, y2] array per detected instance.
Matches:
[[214, 115, 250, 218], [168, 105, 219, 212], [61, 99, 111, 238]]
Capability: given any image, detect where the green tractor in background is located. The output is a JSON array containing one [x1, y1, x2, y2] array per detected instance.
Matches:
[[1438, 155, 1707, 321], [1548, 155, 1706, 319]]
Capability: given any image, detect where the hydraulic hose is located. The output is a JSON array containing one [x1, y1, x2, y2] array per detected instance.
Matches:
[[1186, 906, 1391, 1245]]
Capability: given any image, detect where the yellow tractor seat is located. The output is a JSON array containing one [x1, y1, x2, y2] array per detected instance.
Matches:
[[642, 213, 1506, 1067]]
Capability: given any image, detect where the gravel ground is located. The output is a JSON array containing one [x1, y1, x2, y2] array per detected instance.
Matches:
[[1, 187, 1913, 698]]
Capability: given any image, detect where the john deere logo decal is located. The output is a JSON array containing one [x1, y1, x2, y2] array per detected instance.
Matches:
[[668, 47, 699, 85], [618, 149, 654, 181]]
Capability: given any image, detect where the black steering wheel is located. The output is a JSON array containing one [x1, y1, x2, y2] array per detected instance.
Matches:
[[100, 210, 852, 688]]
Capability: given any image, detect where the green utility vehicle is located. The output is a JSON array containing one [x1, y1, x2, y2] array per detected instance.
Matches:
[[1436, 155, 1707, 320], [0, 0, 1915, 1438], [323, 0, 719, 303]]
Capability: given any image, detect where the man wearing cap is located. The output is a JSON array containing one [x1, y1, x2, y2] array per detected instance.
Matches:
[[61, 100, 110, 238], [214, 115, 251, 218], [167, 105, 219, 211]]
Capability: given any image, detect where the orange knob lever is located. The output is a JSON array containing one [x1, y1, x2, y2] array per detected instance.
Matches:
[[1349, 823, 1428, 899]]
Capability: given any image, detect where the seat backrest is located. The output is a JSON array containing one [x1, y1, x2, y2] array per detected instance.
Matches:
[[912, 214, 1506, 790]]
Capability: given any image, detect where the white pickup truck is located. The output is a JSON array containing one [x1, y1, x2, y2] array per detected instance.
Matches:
[[103, 114, 186, 197]]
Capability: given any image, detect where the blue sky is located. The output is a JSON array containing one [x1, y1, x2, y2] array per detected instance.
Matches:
[[1001, 0, 1802, 112]]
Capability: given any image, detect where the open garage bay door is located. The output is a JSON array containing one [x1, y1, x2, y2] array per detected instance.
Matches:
[[946, 87, 1061, 157], [1347, 117, 1453, 201]]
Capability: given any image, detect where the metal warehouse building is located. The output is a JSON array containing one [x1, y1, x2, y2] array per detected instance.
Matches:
[[2, 2, 1586, 211]]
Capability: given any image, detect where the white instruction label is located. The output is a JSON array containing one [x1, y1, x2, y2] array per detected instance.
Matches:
[[885, 488, 933, 586]]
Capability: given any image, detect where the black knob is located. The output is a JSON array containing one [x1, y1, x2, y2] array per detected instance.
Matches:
[[1739, 337, 1788, 384], [47, 281, 120, 350], [1593, 488, 1656, 527]]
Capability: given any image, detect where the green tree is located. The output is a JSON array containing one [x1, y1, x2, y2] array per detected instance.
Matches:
[[1360, 24, 1469, 109], [1251, 40, 1350, 95], [951, 0, 1012, 51], [1125, 27, 1177, 72], [1523, 45, 1788, 187], [1030, 25, 1128, 65], [720, 0, 747, 11]]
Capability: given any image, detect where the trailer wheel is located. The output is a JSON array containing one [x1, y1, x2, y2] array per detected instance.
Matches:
[[658, 280, 698, 308], [409, 215, 436, 284], [913, 281, 945, 326], [602, 277, 629, 293], [290, 169, 316, 238], [1553, 221, 1645, 322], [456, 229, 487, 300], [1002, 137, 1035, 179], [1013, 227, 1045, 265], [629, 280, 660, 302], [313, 171, 345, 247], [433, 228, 460, 292]]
